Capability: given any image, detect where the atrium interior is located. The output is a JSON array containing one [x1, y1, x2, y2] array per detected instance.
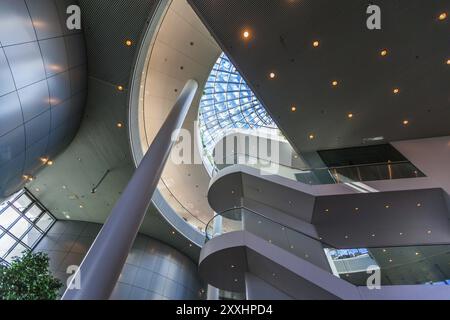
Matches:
[[0, 0, 449, 301]]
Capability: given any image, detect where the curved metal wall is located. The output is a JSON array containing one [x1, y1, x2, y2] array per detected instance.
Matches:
[[0, 0, 87, 199], [34, 220, 205, 300]]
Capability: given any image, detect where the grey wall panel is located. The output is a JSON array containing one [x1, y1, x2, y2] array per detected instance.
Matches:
[[24, 136, 49, 173], [48, 71, 71, 106], [0, 126, 25, 166], [17, 80, 50, 122], [25, 110, 51, 147], [69, 65, 87, 95], [0, 49, 16, 96], [3, 42, 46, 89], [25, 0, 63, 40], [0, 92, 23, 137], [0, 0, 36, 46], [39, 38, 69, 77], [0, 0, 87, 199], [0, 153, 26, 189], [34, 221, 205, 300]]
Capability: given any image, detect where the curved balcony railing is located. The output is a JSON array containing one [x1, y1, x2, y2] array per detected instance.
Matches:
[[214, 153, 424, 185], [205, 206, 450, 287]]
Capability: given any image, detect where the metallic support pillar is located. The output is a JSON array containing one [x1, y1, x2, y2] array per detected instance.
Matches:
[[62, 79, 198, 300]]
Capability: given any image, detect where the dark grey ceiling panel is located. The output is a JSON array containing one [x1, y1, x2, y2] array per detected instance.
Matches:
[[188, 0, 450, 153], [0, 0, 87, 198]]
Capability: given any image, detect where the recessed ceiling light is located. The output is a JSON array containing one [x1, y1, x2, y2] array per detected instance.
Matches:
[[380, 49, 388, 57], [269, 72, 276, 79], [325, 209, 329, 213], [403, 120, 409, 126], [243, 30, 250, 39], [385, 205, 390, 209], [427, 230, 432, 235], [79, 205, 83, 209], [399, 232, 404, 236], [415, 252, 420, 256], [347, 113, 354, 119], [438, 12, 447, 21], [417, 203, 422, 207], [117, 122, 123, 128], [393, 88, 400, 94], [291, 106, 297, 112], [117, 85, 124, 91], [332, 80, 338, 87], [345, 235, 349, 239], [313, 40, 320, 47], [125, 39, 133, 46], [389, 259, 393, 263], [309, 134, 315, 140], [371, 234, 376, 237], [355, 207, 359, 211], [446, 59, 450, 65]]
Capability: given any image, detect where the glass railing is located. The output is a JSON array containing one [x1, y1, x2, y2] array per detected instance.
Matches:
[[205, 206, 450, 287], [214, 153, 425, 185]]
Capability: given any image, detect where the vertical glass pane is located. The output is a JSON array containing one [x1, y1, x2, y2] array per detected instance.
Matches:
[[0, 233, 16, 258], [9, 218, 32, 239], [36, 213, 54, 231], [0, 207, 20, 229], [13, 194, 32, 212], [25, 204, 43, 222]]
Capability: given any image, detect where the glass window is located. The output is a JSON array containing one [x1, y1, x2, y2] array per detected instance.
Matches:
[[21, 227, 42, 248], [13, 194, 32, 212], [25, 204, 43, 222], [198, 53, 277, 154], [0, 233, 16, 258], [9, 218, 32, 240], [0, 189, 56, 264], [5, 243, 28, 263], [0, 207, 20, 229], [36, 213, 54, 232]]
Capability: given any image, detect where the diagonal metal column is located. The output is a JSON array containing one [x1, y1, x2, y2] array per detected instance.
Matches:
[[62, 79, 198, 300]]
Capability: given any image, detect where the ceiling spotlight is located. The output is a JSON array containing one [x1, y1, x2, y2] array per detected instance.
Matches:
[[380, 49, 388, 57], [415, 252, 420, 256], [309, 134, 315, 140], [393, 88, 400, 94], [347, 113, 354, 119], [446, 59, 450, 65], [243, 30, 250, 39], [438, 12, 447, 21], [403, 120, 409, 126], [332, 80, 338, 87], [291, 106, 297, 112], [117, 85, 124, 91], [47, 160, 53, 166], [385, 205, 390, 209], [427, 230, 432, 235], [313, 40, 320, 47], [417, 203, 422, 207], [125, 39, 133, 46], [117, 122, 123, 128], [269, 72, 276, 79], [355, 207, 359, 211], [325, 209, 329, 213]]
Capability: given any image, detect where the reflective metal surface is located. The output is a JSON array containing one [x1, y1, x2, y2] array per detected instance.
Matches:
[[0, 0, 87, 199]]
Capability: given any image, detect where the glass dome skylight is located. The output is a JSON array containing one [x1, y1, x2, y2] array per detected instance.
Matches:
[[198, 53, 277, 153]]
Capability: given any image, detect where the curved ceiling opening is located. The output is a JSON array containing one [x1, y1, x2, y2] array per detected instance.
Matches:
[[198, 53, 280, 168]]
